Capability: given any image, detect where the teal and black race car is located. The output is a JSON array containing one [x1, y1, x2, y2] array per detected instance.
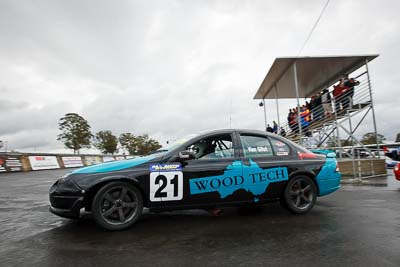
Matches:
[[49, 129, 341, 231]]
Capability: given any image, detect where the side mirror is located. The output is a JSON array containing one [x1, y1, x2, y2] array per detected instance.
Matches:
[[179, 150, 195, 161]]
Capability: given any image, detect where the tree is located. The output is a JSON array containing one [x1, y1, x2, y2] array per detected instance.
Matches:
[[342, 139, 354, 147], [119, 133, 161, 155], [93, 130, 118, 154], [135, 134, 162, 155], [361, 132, 386, 145], [119, 133, 136, 155], [57, 113, 93, 154], [326, 137, 353, 147]]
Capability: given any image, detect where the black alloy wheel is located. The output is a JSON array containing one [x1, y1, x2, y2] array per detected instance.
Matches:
[[92, 181, 143, 231], [283, 175, 317, 214]]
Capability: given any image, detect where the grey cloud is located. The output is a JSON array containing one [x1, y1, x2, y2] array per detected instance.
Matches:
[[0, 0, 399, 153]]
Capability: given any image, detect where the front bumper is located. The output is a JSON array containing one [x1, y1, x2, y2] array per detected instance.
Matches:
[[49, 178, 85, 219], [49, 195, 84, 219]]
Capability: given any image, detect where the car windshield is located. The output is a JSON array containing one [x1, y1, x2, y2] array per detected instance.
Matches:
[[150, 133, 200, 155]]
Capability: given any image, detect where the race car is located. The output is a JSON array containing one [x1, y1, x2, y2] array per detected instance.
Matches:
[[49, 129, 341, 231], [393, 163, 400, 181], [385, 156, 398, 168]]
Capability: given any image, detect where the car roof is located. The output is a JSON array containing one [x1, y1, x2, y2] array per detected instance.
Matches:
[[196, 128, 275, 137]]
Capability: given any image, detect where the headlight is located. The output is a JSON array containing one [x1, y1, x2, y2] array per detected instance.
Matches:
[[58, 172, 71, 183], [57, 174, 80, 192]]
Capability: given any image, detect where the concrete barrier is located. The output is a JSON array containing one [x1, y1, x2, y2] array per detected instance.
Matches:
[[0, 153, 132, 173], [338, 158, 386, 178], [1, 152, 387, 178]]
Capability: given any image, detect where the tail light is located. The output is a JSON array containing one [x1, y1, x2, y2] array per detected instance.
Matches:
[[298, 152, 317, 160], [335, 163, 340, 172], [395, 164, 399, 171]]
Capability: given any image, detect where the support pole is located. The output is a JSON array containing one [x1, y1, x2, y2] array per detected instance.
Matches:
[[336, 121, 342, 158], [365, 59, 379, 154], [333, 97, 342, 158], [274, 84, 281, 133], [293, 63, 303, 139], [348, 110, 356, 178]]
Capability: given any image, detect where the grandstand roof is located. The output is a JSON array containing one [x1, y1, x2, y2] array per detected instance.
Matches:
[[254, 54, 379, 99]]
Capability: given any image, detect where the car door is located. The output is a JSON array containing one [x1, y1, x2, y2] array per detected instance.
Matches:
[[158, 132, 244, 208], [237, 133, 293, 201]]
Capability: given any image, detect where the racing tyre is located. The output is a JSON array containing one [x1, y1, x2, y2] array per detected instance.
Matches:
[[92, 181, 143, 231], [282, 176, 316, 214]]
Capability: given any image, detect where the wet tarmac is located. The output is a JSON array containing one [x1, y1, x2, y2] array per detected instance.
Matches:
[[0, 169, 399, 266]]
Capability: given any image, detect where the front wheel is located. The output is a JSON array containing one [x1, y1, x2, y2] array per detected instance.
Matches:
[[92, 181, 143, 231], [282, 176, 317, 214]]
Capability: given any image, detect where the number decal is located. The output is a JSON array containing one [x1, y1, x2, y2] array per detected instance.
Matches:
[[170, 174, 178, 197], [154, 175, 168, 198], [150, 165, 183, 202]]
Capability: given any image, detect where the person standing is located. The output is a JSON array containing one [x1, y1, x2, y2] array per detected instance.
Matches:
[[333, 78, 346, 112], [321, 88, 332, 117], [272, 121, 278, 134], [312, 92, 323, 121], [343, 76, 360, 109]]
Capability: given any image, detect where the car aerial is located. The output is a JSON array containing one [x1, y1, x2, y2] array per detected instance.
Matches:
[[393, 162, 400, 181], [49, 129, 341, 231]]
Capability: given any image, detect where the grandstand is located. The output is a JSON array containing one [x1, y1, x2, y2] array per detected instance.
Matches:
[[254, 55, 384, 178]]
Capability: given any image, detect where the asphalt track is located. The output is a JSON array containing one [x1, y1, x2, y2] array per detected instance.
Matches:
[[0, 169, 399, 266]]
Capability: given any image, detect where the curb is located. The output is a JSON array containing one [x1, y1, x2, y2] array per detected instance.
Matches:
[[341, 174, 388, 186]]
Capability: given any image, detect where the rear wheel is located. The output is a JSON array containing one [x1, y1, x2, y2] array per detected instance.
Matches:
[[92, 181, 143, 231], [282, 176, 316, 214]]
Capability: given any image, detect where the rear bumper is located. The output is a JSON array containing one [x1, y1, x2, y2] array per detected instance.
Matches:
[[317, 177, 341, 196], [316, 157, 341, 196]]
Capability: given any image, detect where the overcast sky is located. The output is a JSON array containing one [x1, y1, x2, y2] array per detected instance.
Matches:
[[0, 0, 399, 153]]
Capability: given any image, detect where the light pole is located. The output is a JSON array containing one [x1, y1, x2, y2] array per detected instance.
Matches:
[[0, 140, 7, 153], [259, 99, 267, 130]]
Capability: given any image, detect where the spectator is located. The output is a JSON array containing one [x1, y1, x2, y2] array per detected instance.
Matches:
[[272, 121, 278, 134], [309, 95, 316, 120], [300, 106, 311, 128], [266, 124, 273, 133], [290, 108, 298, 133], [321, 88, 332, 116], [343, 76, 360, 108], [305, 100, 312, 112], [300, 105, 311, 136], [333, 78, 346, 112], [312, 92, 323, 121], [287, 109, 292, 124], [333, 75, 360, 112]]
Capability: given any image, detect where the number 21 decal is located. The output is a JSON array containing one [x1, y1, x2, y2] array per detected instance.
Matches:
[[150, 164, 183, 201]]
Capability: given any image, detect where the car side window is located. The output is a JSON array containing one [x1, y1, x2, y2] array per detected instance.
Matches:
[[186, 134, 234, 160], [240, 135, 273, 158], [269, 137, 291, 156]]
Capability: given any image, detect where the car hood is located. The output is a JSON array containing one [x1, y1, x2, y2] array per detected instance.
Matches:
[[72, 155, 157, 174]]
